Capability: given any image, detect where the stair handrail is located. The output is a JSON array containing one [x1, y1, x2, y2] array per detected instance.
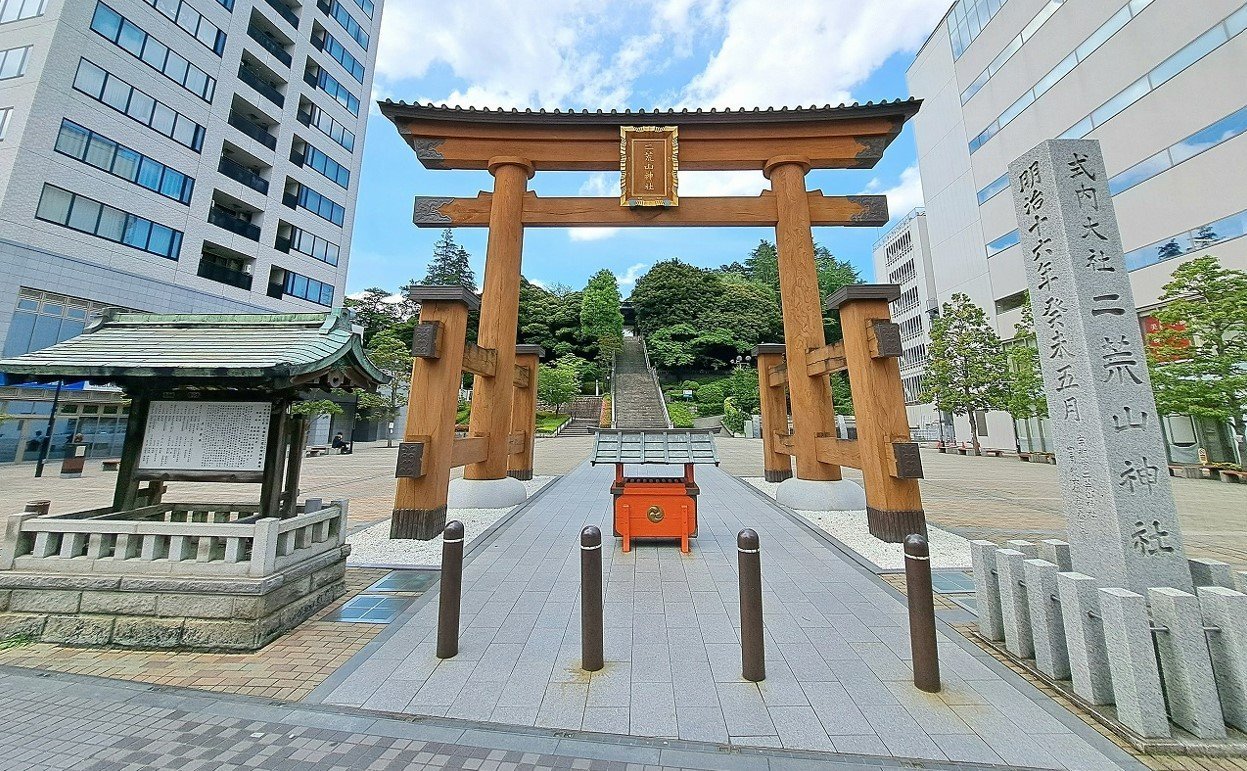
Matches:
[[610, 345, 618, 428], [637, 334, 672, 429]]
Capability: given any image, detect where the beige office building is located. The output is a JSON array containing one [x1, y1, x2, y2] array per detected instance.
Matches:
[[908, 0, 1246, 462]]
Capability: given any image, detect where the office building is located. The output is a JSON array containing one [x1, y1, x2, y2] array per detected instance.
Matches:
[[871, 208, 946, 440], [908, 0, 1246, 461], [0, 0, 383, 463]]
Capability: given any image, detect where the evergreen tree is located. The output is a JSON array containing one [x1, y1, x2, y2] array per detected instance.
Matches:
[[580, 269, 624, 369], [421, 229, 476, 289], [920, 294, 1011, 455], [1146, 255, 1247, 467], [360, 332, 413, 447]]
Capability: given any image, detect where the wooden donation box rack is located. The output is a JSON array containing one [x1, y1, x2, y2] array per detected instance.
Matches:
[[591, 429, 719, 553]]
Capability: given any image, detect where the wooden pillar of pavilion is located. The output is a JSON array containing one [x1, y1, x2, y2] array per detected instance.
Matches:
[[392, 287, 477, 539], [764, 156, 841, 482], [508, 344, 543, 481], [752, 343, 792, 482], [465, 157, 533, 482], [831, 285, 926, 541]]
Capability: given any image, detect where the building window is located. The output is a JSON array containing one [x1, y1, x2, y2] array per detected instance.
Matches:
[[0, 0, 45, 24], [324, 0, 369, 50], [285, 180, 344, 226], [72, 60, 204, 152], [348, 0, 373, 19], [0, 106, 11, 140], [1125, 208, 1247, 272], [278, 222, 340, 266], [54, 121, 194, 205], [35, 184, 183, 261], [313, 27, 364, 82], [296, 141, 350, 188], [269, 267, 334, 306], [306, 62, 359, 115], [0, 44, 29, 80], [986, 229, 1019, 258], [215, 0, 234, 9], [1, 288, 128, 358], [142, 0, 226, 56], [91, 3, 216, 102], [947, 0, 1012, 59], [299, 100, 355, 152], [1109, 105, 1247, 196], [994, 290, 1027, 314]]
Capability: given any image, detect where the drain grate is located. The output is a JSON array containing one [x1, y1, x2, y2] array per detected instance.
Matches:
[[323, 595, 414, 624], [931, 571, 976, 594], [366, 569, 439, 593]]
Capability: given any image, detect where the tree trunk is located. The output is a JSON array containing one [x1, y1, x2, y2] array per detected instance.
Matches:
[[969, 406, 982, 456]]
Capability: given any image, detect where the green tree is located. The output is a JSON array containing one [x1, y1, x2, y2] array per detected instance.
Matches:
[[580, 269, 624, 369], [422, 229, 476, 289], [360, 332, 412, 447], [724, 365, 760, 415], [538, 359, 581, 414], [743, 240, 779, 288], [344, 288, 412, 345], [1005, 298, 1047, 423], [920, 294, 1010, 455], [1146, 255, 1247, 467], [289, 399, 344, 445], [647, 323, 697, 373], [629, 259, 724, 336]]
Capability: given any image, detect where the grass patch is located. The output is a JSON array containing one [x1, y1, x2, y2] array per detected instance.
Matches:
[[0, 633, 36, 650], [536, 412, 571, 433]]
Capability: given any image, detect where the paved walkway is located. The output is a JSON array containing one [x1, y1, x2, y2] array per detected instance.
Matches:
[[0, 664, 983, 771], [309, 462, 1142, 770]]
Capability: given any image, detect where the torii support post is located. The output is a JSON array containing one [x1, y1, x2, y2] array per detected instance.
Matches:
[[508, 344, 543, 480], [465, 156, 534, 482], [765, 156, 842, 482], [393, 286, 478, 539], [829, 284, 926, 542], [752, 344, 791, 482]]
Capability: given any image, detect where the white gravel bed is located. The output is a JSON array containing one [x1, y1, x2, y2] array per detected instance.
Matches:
[[744, 478, 972, 571], [347, 477, 554, 567]]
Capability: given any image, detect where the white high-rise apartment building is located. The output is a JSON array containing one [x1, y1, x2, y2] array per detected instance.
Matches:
[[870, 208, 946, 439], [908, 0, 1247, 461], [0, 0, 383, 463]]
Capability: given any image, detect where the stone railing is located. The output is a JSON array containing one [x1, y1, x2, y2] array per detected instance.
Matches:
[[1, 499, 347, 579]]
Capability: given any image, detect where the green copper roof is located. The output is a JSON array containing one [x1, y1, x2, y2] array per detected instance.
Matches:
[[0, 309, 388, 390]]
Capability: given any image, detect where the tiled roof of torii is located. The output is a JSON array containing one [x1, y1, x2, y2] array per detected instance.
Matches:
[[377, 98, 922, 126]]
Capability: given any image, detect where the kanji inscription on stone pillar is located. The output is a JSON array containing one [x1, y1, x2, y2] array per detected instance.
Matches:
[[1008, 139, 1191, 595]]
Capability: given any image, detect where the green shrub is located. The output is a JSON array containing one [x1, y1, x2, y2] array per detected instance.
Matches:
[[667, 403, 695, 428], [694, 384, 725, 413], [722, 397, 746, 434]]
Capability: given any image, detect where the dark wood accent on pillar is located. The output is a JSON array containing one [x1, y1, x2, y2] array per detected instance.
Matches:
[[392, 506, 448, 540], [112, 394, 151, 511]]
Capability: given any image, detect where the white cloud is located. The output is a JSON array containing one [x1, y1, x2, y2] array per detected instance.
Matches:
[[681, 0, 946, 108], [679, 170, 768, 196], [617, 263, 649, 287], [863, 164, 924, 223], [568, 174, 623, 241]]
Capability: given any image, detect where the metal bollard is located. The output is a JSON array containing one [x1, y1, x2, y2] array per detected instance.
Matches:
[[580, 525, 604, 672], [904, 533, 941, 692], [738, 528, 765, 682], [436, 520, 464, 659], [24, 500, 51, 516]]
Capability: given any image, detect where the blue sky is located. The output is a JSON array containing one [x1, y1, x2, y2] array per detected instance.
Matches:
[[346, 0, 949, 296]]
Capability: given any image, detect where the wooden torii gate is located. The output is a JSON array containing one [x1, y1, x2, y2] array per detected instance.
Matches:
[[380, 100, 927, 541]]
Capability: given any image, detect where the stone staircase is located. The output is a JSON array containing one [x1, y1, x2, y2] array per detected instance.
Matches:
[[613, 336, 670, 429]]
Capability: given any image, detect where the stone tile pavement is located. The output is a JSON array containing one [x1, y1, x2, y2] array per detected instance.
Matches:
[[309, 462, 1144, 770], [0, 664, 1042, 771]]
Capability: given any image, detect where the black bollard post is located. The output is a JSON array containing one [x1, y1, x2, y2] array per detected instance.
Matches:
[[580, 525, 604, 672], [436, 520, 464, 659], [738, 528, 765, 682], [904, 533, 941, 693]]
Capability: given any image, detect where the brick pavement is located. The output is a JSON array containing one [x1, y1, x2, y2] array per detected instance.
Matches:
[[311, 462, 1143, 770], [0, 664, 1050, 771]]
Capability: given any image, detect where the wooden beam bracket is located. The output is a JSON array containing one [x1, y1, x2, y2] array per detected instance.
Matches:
[[512, 365, 530, 389], [867, 319, 903, 359], [462, 343, 498, 378], [507, 431, 526, 455], [395, 440, 427, 479], [890, 441, 924, 479], [805, 343, 847, 377], [451, 436, 488, 467], [767, 362, 788, 389], [815, 435, 861, 469], [772, 432, 795, 455]]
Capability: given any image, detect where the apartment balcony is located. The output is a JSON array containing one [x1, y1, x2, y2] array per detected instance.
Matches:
[[239, 64, 285, 108], [247, 23, 292, 67], [263, 0, 299, 28], [208, 207, 261, 241], [227, 110, 278, 151], [197, 259, 254, 291], [267, 280, 284, 299], [218, 155, 269, 195]]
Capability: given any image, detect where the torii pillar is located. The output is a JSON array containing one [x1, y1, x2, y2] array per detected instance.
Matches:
[[449, 156, 534, 508]]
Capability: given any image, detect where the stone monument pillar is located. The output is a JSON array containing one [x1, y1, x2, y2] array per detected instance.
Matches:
[[1008, 139, 1191, 595]]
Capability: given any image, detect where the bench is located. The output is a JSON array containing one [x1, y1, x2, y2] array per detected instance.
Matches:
[[306, 445, 329, 457], [1218, 469, 1247, 483]]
